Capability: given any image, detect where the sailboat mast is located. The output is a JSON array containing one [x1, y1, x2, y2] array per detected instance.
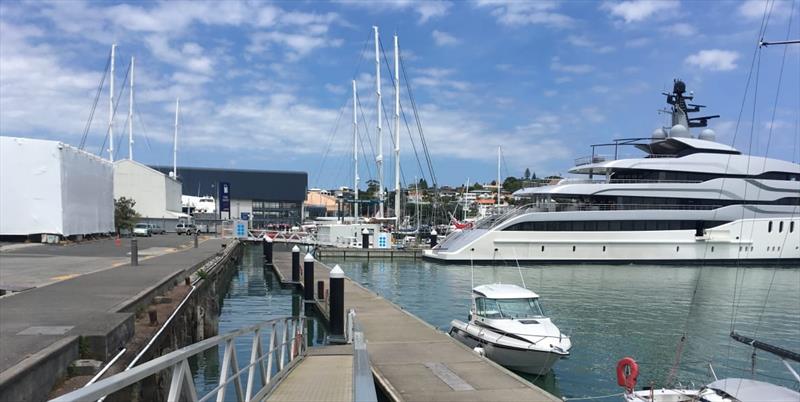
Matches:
[[374, 26, 384, 218], [172, 98, 179, 178], [394, 33, 401, 221], [108, 43, 116, 162], [128, 56, 134, 160], [497, 146, 501, 206], [353, 79, 359, 220]]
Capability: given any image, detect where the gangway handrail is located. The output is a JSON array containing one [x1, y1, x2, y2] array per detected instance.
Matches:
[[347, 309, 378, 402], [51, 316, 307, 402]]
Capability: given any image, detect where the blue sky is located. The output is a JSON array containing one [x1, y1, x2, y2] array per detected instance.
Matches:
[[1, 0, 798, 190]]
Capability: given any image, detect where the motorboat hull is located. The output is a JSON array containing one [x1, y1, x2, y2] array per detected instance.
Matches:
[[449, 321, 566, 375]]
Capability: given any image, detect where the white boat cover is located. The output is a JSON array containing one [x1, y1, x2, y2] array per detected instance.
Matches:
[[705, 378, 800, 402]]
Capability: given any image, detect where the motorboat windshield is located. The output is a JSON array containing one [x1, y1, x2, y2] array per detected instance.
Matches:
[[476, 297, 545, 319]]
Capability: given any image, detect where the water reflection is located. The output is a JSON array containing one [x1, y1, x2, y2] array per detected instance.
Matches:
[[191, 246, 327, 400], [331, 259, 800, 399]]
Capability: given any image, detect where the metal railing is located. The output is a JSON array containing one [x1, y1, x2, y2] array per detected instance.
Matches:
[[52, 316, 307, 402], [556, 178, 705, 185], [574, 153, 679, 166], [346, 309, 378, 402], [479, 202, 722, 229]]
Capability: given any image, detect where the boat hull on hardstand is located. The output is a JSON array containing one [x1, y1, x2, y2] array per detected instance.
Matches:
[[449, 321, 565, 375], [425, 217, 800, 265]]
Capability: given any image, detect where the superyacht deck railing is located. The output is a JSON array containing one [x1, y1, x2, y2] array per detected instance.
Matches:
[[476, 203, 723, 229], [51, 316, 306, 402]]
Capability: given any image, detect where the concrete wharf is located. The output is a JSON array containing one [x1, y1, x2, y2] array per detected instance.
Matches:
[[269, 250, 558, 402], [0, 237, 226, 402]]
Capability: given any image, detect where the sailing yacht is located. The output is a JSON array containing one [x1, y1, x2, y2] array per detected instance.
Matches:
[[425, 80, 800, 264]]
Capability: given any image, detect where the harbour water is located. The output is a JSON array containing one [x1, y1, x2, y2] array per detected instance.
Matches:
[[191, 246, 327, 396], [329, 259, 800, 399]]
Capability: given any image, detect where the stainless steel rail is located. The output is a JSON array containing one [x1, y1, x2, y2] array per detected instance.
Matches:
[[51, 316, 306, 402], [347, 309, 378, 402]]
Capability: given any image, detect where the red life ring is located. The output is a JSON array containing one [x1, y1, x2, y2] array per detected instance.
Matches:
[[616, 357, 639, 391]]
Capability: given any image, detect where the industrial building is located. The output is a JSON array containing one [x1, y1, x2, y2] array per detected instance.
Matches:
[[113, 160, 188, 230], [151, 166, 307, 228], [0, 136, 115, 238]]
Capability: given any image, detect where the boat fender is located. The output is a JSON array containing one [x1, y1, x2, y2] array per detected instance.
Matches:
[[473, 347, 486, 357], [616, 357, 639, 392]]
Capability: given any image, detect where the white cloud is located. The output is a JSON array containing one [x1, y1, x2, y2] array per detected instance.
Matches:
[[248, 31, 343, 61], [601, 0, 680, 23], [325, 83, 346, 95], [580, 107, 606, 123], [738, 0, 791, 19], [685, 49, 739, 71], [145, 36, 214, 75], [661, 22, 697, 37], [625, 37, 651, 47], [475, 0, 574, 28], [550, 56, 594, 74], [432, 30, 460, 46], [566, 35, 615, 53], [336, 0, 452, 23]]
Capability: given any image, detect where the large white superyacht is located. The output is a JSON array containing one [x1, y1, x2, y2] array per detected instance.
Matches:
[[425, 80, 800, 264]]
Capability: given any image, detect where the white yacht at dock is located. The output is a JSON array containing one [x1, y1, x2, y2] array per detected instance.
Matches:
[[425, 80, 800, 264]]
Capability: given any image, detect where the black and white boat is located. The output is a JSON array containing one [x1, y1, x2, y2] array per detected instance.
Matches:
[[449, 284, 571, 374]]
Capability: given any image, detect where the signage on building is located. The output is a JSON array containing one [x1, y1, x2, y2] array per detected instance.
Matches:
[[240, 212, 250, 220], [219, 182, 231, 212]]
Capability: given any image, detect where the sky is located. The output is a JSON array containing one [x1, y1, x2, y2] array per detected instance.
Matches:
[[1, 0, 798, 190]]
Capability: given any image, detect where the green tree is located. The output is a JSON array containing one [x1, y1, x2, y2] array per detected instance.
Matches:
[[417, 178, 428, 190], [524, 168, 531, 180], [114, 197, 140, 234], [503, 176, 523, 193]]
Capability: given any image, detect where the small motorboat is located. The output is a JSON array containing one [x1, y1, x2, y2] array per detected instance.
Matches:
[[449, 283, 571, 374]]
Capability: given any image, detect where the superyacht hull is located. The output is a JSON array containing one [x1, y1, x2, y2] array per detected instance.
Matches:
[[426, 217, 800, 264]]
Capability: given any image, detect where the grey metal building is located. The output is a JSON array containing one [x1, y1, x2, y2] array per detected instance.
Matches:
[[151, 166, 307, 228]]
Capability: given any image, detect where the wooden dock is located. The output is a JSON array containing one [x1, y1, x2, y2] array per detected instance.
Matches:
[[315, 247, 423, 260], [269, 251, 559, 402]]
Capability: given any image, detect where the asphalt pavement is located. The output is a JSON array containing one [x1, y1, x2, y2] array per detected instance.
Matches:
[[0, 234, 197, 292]]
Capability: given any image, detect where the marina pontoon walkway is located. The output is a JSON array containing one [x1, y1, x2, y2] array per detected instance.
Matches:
[[271, 251, 558, 402]]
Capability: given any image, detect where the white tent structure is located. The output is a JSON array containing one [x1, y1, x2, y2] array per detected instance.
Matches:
[[0, 136, 115, 237], [113, 159, 187, 229]]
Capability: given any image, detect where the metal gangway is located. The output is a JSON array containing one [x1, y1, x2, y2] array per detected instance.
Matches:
[[52, 317, 306, 402], [52, 313, 376, 402]]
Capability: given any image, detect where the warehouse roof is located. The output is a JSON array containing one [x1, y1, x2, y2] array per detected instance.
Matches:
[[150, 165, 307, 202]]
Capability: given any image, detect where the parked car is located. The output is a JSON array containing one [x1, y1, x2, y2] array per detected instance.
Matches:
[[133, 223, 152, 237], [148, 224, 166, 235], [176, 223, 197, 235]]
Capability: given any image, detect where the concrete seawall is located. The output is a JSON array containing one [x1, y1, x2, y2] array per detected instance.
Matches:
[[0, 238, 229, 402]]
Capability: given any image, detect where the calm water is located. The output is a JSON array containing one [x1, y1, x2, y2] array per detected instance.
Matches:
[[191, 246, 327, 398], [329, 259, 800, 399]]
